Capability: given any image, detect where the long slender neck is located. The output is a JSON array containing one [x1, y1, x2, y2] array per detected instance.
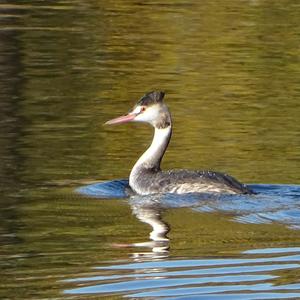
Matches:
[[131, 125, 172, 173]]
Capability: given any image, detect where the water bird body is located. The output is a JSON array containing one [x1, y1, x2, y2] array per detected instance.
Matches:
[[106, 91, 253, 195]]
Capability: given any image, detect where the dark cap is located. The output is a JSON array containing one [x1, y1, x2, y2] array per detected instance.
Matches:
[[136, 91, 165, 106]]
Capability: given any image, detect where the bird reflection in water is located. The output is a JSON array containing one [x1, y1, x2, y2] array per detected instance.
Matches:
[[77, 178, 300, 262], [113, 194, 170, 259]]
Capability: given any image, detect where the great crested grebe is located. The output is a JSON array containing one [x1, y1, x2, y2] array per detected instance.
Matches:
[[105, 91, 253, 195]]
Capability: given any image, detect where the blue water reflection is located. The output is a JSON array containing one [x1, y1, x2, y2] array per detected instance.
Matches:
[[76, 179, 130, 198], [76, 180, 300, 229], [64, 246, 300, 299], [67, 183, 300, 298]]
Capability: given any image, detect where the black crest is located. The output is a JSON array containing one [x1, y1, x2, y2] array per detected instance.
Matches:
[[136, 91, 165, 106]]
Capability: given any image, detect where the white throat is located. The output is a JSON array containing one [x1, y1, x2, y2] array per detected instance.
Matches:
[[129, 126, 172, 190], [136, 126, 171, 168]]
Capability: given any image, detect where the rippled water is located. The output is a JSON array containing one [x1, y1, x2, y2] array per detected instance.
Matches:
[[77, 180, 300, 229], [64, 246, 300, 299], [1, 0, 300, 299]]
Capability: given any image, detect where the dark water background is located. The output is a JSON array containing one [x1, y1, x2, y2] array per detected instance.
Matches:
[[1, 1, 300, 299]]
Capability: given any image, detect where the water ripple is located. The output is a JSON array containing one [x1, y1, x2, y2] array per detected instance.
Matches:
[[64, 247, 300, 298], [77, 180, 300, 228]]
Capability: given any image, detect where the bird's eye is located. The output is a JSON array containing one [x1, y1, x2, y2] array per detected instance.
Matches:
[[141, 107, 146, 112]]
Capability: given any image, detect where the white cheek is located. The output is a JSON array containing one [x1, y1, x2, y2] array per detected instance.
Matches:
[[132, 106, 142, 115], [135, 107, 158, 123]]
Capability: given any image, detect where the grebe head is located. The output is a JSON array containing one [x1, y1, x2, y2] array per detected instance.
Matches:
[[105, 91, 171, 129]]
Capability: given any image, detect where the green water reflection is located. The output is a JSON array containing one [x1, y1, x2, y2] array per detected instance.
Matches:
[[1, 0, 300, 299]]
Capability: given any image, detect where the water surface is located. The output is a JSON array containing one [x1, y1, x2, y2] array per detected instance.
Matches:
[[1, 0, 300, 299]]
